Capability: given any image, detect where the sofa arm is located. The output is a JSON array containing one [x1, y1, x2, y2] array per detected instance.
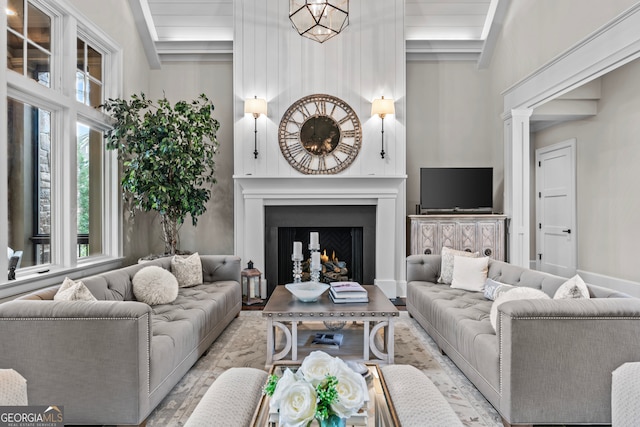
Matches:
[[497, 298, 640, 425], [201, 255, 241, 283], [406, 255, 441, 283], [0, 300, 153, 425]]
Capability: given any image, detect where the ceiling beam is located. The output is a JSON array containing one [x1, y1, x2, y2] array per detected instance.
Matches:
[[128, 0, 162, 69]]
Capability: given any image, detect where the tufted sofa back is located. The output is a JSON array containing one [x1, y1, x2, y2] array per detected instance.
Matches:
[[18, 255, 242, 301], [406, 254, 630, 298]]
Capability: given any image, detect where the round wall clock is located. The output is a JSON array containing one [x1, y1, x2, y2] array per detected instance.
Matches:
[[278, 94, 362, 174]]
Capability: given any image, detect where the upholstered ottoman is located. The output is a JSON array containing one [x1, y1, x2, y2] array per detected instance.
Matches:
[[184, 367, 268, 427], [381, 365, 463, 427], [612, 362, 640, 426]]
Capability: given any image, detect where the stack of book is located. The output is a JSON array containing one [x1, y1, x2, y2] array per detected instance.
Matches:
[[329, 281, 369, 303]]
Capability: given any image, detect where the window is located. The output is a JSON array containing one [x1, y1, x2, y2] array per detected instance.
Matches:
[[76, 38, 103, 107], [3, 0, 122, 287], [76, 123, 103, 258], [7, 97, 52, 267], [6, 0, 51, 87]]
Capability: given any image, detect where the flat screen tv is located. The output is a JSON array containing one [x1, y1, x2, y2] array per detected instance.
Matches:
[[420, 167, 493, 213]]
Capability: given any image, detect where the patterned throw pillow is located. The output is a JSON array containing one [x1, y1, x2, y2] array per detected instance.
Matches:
[[132, 266, 179, 305], [483, 278, 515, 300], [171, 252, 203, 288], [490, 287, 550, 331], [54, 277, 97, 301], [438, 247, 479, 285], [554, 274, 590, 299]]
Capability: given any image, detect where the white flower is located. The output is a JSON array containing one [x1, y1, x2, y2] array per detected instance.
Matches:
[[277, 379, 317, 427], [330, 359, 368, 418], [269, 369, 300, 412], [299, 350, 338, 386]]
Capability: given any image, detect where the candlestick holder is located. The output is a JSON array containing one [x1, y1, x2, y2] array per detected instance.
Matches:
[[291, 254, 303, 283], [309, 247, 320, 283]]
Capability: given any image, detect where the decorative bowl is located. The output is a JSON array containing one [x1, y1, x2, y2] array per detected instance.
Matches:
[[285, 282, 329, 302]]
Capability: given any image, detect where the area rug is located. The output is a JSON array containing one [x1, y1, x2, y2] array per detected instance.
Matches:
[[146, 311, 502, 426]]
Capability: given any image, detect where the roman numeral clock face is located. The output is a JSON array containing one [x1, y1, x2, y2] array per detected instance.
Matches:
[[278, 94, 362, 174]]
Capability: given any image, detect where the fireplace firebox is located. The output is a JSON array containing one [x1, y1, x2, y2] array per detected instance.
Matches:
[[265, 205, 376, 297]]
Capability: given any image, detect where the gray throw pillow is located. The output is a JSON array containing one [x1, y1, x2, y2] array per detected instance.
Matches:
[[483, 278, 515, 301]]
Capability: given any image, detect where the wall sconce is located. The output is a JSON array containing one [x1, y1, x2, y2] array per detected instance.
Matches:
[[371, 96, 395, 159], [244, 96, 267, 159]]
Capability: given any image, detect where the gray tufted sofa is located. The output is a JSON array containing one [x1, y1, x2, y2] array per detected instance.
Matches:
[[406, 254, 640, 426], [0, 255, 241, 426]]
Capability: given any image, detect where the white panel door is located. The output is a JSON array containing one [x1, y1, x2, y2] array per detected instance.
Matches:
[[535, 139, 577, 277]]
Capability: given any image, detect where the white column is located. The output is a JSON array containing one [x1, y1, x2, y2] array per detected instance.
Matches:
[[375, 197, 397, 297], [503, 109, 532, 268]]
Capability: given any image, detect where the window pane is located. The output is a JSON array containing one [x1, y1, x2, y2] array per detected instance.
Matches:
[[76, 71, 85, 103], [88, 79, 102, 108], [76, 124, 103, 257], [87, 45, 102, 81], [76, 38, 85, 72], [27, 42, 50, 87], [27, 3, 50, 51], [7, 31, 24, 74], [7, 97, 53, 268], [7, 0, 24, 33]]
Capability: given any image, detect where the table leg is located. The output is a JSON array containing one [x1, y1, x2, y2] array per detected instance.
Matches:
[[363, 320, 370, 361], [292, 321, 298, 361], [266, 318, 274, 366], [387, 318, 395, 364]]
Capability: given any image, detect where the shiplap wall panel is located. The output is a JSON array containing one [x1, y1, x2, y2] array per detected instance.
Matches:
[[234, 0, 405, 178]]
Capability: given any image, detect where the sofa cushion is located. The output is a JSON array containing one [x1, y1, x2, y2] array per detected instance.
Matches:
[[554, 275, 590, 299], [172, 253, 203, 288], [438, 247, 479, 285], [451, 256, 489, 292], [132, 266, 179, 305], [54, 277, 97, 301], [490, 287, 550, 330]]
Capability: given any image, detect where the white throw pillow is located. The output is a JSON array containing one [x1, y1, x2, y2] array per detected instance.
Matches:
[[554, 274, 590, 299], [438, 247, 479, 285], [133, 266, 179, 305], [54, 277, 97, 301], [490, 287, 550, 331], [451, 256, 489, 292], [171, 252, 203, 288]]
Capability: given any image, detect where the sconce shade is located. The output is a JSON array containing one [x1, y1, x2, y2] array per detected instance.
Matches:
[[290, 0, 349, 43], [245, 97, 267, 117], [371, 96, 395, 118]]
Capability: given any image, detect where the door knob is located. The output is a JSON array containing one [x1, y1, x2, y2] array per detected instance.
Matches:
[[562, 229, 571, 234]]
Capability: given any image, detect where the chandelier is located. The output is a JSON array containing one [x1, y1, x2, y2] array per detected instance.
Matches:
[[289, 1, 349, 43]]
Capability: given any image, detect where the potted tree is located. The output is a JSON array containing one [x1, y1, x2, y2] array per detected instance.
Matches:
[[102, 93, 220, 256]]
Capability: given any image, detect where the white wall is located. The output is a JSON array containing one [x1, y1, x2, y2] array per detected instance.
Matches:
[[234, 0, 405, 178], [533, 58, 640, 283], [405, 61, 497, 214]]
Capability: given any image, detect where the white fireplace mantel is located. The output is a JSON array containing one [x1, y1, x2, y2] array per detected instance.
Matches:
[[233, 175, 407, 297]]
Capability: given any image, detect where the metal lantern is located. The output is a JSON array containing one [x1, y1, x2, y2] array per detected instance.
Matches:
[[241, 260, 263, 304]]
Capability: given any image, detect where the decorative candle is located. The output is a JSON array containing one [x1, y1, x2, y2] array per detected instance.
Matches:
[[310, 232, 319, 248], [311, 251, 321, 270], [293, 241, 302, 259]]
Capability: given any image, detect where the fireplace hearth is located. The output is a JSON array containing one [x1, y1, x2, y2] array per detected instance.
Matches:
[[265, 205, 376, 296]]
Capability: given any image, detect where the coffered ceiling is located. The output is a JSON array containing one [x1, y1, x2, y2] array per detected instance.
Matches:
[[128, 0, 509, 69]]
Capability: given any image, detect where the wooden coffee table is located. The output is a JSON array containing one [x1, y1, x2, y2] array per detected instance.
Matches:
[[263, 285, 399, 365]]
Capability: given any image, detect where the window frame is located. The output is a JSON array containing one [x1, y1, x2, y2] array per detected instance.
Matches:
[[1, 0, 123, 297]]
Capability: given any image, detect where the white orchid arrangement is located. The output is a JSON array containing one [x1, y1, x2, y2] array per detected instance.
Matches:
[[264, 351, 368, 427]]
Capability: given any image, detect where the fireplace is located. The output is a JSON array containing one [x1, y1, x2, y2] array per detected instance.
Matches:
[[234, 176, 406, 298], [265, 205, 376, 296]]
